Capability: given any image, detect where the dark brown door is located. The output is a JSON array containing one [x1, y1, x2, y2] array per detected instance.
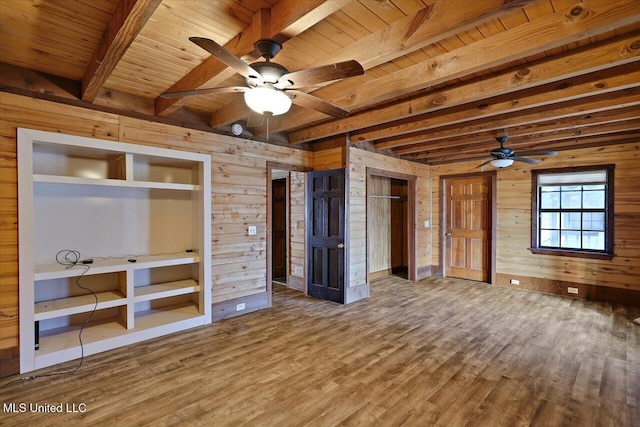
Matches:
[[272, 178, 287, 280], [445, 175, 491, 282], [307, 168, 345, 303]]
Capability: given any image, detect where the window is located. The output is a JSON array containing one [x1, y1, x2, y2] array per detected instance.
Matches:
[[531, 165, 614, 259]]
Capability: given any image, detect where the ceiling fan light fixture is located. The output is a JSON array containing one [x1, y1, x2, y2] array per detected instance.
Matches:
[[244, 86, 292, 116], [490, 158, 514, 168]]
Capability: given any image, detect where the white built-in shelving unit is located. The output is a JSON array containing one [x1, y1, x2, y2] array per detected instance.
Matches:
[[18, 128, 211, 373]]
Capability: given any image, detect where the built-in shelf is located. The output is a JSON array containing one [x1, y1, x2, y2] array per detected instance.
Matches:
[[134, 279, 200, 302], [18, 128, 211, 373], [33, 174, 199, 190], [35, 291, 126, 321], [34, 253, 200, 280]]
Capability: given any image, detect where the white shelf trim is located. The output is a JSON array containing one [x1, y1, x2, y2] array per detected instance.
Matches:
[[33, 174, 199, 190], [134, 279, 200, 302], [35, 291, 126, 321], [34, 253, 200, 280]]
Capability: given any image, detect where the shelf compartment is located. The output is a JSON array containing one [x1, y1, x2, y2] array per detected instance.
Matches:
[[134, 279, 200, 302], [34, 304, 205, 370], [33, 174, 199, 190], [35, 291, 126, 321], [132, 157, 199, 186], [35, 253, 200, 280], [134, 302, 203, 329]]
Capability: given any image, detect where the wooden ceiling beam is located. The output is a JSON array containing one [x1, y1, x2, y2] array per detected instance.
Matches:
[[210, 0, 537, 129], [290, 31, 640, 144], [81, 0, 162, 102], [408, 121, 640, 162], [394, 105, 640, 156], [155, 0, 347, 117], [379, 66, 640, 151], [426, 133, 640, 165], [375, 66, 640, 149], [397, 110, 640, 158], [273, 0, 640, 138]]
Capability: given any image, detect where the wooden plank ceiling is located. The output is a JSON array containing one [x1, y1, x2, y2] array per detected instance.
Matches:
[[1, 0, 639, 164]]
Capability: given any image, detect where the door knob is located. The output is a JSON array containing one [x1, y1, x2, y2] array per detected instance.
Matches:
[[445, 232, 452, 236], [337, 243, 346, 248]]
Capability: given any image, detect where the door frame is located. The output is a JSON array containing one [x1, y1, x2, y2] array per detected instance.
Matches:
[[440, 171, 497, 284], [366, 167, 418, 282], [266, 162, 312, 306], [271, 176, 288, 281]]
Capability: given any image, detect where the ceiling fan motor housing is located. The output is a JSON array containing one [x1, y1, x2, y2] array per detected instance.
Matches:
[[247, 62, 289, 85], [492, 135, 515, 158]]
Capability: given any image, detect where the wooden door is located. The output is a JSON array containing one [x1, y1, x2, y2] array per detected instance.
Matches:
[[272, 178, 287, 279], [307, 168, 345, 303], [445, 175, 491, 282]]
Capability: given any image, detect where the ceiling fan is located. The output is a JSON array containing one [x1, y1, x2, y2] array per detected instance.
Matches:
[[477, 133, 557, 168], [160, 37, 364, 122]]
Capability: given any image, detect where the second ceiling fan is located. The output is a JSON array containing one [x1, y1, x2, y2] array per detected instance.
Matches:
[[161, 37, 364, 121]]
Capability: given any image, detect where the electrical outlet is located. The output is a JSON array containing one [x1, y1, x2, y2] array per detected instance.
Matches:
[[568, 287, 579, 294], [236, 303, 245, 311], [424, 220, 430, 228], [294, 266, 303, 276], [248, 225, 257, 235], [510, 279, 520, 285]]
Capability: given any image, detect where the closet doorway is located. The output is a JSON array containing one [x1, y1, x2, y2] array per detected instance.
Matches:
[[366, 169, 417, 282]]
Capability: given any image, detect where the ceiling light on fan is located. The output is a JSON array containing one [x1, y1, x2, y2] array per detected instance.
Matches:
[[244, 85, 292, 116], [490, 158, 514, 168]]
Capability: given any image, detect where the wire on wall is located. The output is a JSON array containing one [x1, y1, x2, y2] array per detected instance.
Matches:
[[0, 249, 97, 389]]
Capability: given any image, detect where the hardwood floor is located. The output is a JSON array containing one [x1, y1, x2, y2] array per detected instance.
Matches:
[[1, 276, 639, 426]]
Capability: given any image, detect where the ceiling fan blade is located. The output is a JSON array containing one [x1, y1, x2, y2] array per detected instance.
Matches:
[[476, 159, 493, 168], [289, 90, 349, 118], [517, 150, 558, 157], [159, 86, 247, 99], [514, 157, 539, 164], [276, 60, 364, 89], [189, 37, 263, 83]]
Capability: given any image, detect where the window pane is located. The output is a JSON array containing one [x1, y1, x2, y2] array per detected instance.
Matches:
[[561, 230, 581, 249], [561, 191, 581, 209], [583, 231, 605, 250], [561, 212, 581, 230], [541, 186, 560, 192], [562, 185, 581, 191], [583, 212, 605, 231], [541, 191, 559, 209], [541, 212, 559, 229], [541, 229, 559, 247], [583, 189, 605, 209]]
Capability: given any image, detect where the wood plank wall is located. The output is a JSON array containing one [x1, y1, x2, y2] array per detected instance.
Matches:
[[0, 93, 312, 373], [431, 141, 640, 297], [313, 147, 344, 171], [347, 147, 433, 303]]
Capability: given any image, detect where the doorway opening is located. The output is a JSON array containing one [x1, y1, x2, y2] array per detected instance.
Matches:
[[266, 163, 311, 306], [271, 176, 287, 285], [366, 169, 417, 283]]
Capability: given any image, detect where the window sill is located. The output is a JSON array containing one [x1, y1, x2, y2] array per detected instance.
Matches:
[[529, 248, 614, 260]]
